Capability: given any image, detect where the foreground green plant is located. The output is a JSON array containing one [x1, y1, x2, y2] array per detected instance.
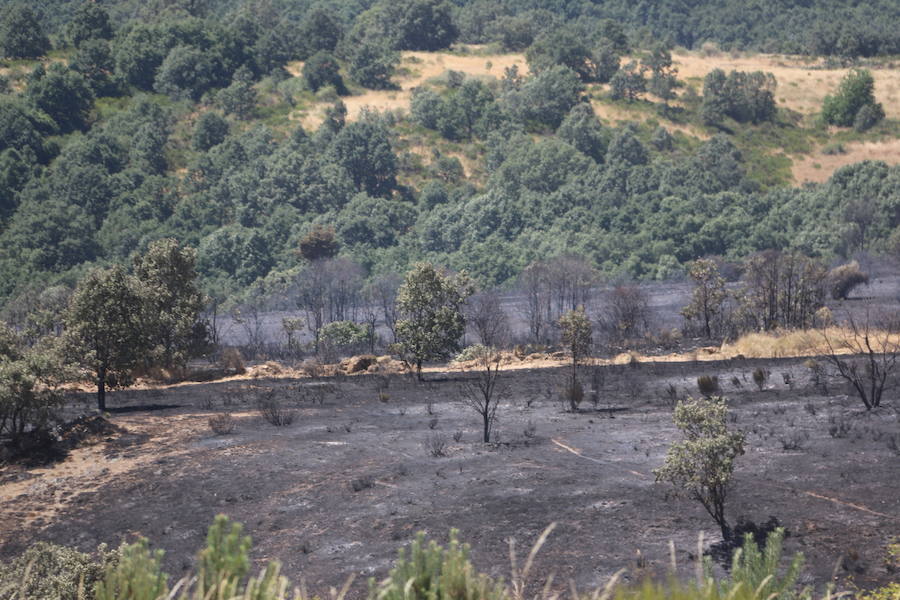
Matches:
[[0, 517, 854, 600]]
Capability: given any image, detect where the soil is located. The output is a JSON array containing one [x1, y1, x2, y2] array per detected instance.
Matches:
[[1, 357, 898, 596]]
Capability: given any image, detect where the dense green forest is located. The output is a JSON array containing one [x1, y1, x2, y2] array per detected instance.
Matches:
[[2, 0, 900, 311]]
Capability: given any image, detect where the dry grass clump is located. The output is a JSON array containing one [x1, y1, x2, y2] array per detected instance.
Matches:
[[219, 347, 245, 374], [723, 327, 900, 359], [257, 391, 296, 426], [208, 413, 236, 435], [696, 375, 719, 396]]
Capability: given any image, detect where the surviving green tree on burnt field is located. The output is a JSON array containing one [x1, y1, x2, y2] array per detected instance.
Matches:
[[395, 262, 473, 379]]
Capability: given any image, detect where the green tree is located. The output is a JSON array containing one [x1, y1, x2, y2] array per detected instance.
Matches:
[[70, 39, 120, 97], [217, 67, 257, 119], [193, 111, 229, 151], [609, 61, 646, 102], [133, 239, 210, 371], [300, 8, 343, 55], [557, 103, 609, 162], [66, 2, 114, 47], [303, 51, 345, 94], [681, 258, 727, 338], [395, 263, 474, 378], [654, 396, 746, 540], [64, 265, 147, 411], [26, 63, 95, 133], [349, 39, 399, 90], [643, 45, 678, 106], [822, 69, 884, 127], [154, 45, 217, 101], [526, 28, 594, 82], [558, 306, 592, 403], [0, 324, 65, 445], [0, 5, 50, 59], [328, 119, 397, 197], [396, 0, 458, 51]]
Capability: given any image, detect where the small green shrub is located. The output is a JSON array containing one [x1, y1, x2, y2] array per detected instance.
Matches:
[[697, 375, 720, 396], [454, 344, 490, 363], [94, 539, 168, 600], [369, 530, 507, 600], [821, 143, 845, 155], [0, 542, 117, 600]]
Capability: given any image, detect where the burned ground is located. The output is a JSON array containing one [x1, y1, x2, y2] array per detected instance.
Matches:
[[1, 358, 898, 596]]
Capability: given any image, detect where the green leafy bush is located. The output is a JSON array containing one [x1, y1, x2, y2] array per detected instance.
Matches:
[[369, 530, 507, 600], [0, 542, 117, 600], [822, 69, 884, 127]]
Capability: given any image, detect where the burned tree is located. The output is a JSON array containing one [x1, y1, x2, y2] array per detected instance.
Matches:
[[466, 289, 511, 348], [460, 346, 504, 442], [821, 309, 900, 410]]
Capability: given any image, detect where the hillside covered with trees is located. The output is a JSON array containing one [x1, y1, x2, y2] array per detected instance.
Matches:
[[2, 0, 900, 313]]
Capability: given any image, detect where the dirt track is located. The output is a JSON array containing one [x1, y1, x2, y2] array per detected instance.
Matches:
[[1, 358, 898, 596]]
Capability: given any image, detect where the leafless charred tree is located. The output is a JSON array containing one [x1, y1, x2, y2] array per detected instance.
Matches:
[[466, 289, 511, 348], [604, 284, 651, 342], [365, 273, 402, 343], [460, 347, 504, 442], [821, 309, 900, 410], [519, 255, 597, 344], [739, 251, 828, 332], [295, 258, 364, 354]]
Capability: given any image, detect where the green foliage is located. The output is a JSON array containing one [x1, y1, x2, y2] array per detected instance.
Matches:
[[370, 530, 507, 600], [559, 307, 592, 367], [505, 65, 584, 129], [198, 514, 251, 592], [133, 238, 210, 370], [217, 68, 257, 119], [609, 61, 646, 102], [654, 396, 745, 539], [702, 69, 776, 125], [26, 63, 95, 133], [193, 111, 229, 151], [0, 541, 117, 600], [557, 103, 609, 162], [154, 45, 217, 101], [349, 39, 399, 90], [303, 52, 345, 94], [395, 262, 474, 376], [66, 3, 113, 48], [0, 5, 50, 59], [822, 69, 883, 128], [320, 320, 371, 357], [720, 528, 804, 600], [63, 265, 147, 410], [0, 328, 65, 444], [94, 538, 168, 600]]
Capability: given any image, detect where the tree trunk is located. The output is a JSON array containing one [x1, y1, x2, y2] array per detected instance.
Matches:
[[97, 366, 107, 412], [416, 360, 423, 381], [482, 414, 490, 443]]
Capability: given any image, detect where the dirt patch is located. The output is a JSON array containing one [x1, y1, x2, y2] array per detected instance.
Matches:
[[1, 361, 897, 597]]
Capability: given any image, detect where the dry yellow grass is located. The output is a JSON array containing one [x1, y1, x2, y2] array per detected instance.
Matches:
[[673, 52, 900, 119], [792, 139, 900, 183], [721, 327, 900, 358]]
